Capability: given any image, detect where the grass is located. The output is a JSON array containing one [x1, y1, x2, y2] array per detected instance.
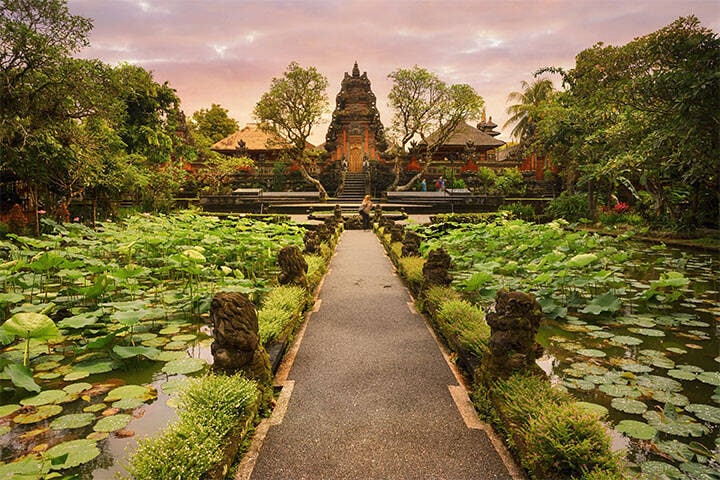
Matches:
[[435, 299, 490, 358]]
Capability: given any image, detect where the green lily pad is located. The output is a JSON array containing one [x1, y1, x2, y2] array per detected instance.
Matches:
[[611, 397, 648, 414], [63, 370, 90, 381], [0, 404, 21, 417], [156, 350, 187, 362], [668, 369, 697, 381], [567, 253, 598, 268], [2, 312, 60, 340], [20, 389, 69, 406], [63, 382, 93, 395], [158, 325, 181, 335], [171, 333, 197, 342], [161, 357, 207, 375], [667, 347, 688, 355], [104, 384, 156, 403], [697, 372, 720, 386], [4, 363, 41, 392], [160, 377, 189, 396], [577, 349, 606, 358], [573, 401, 608, 418], [588, 331, 614, 339], [112, 345, 160, 360], [599, 384, 641, 398], [563, 378, 595, 391], [652, 391, 690, 407], [33, 360, 60, 371], [93, 413, 132, 432], [641, 461, 684, 479], [50, 412, 96, 430], [609, 335, 643, 346], [627, 327, 665, 337], [75, 358, 121, 374], [615, 419, 657, 440], [58, 312, 101, 329], [112, 397, 147, 410], [13, 404, 63, 424], [45, 438, 100, 469], [83, 403, 107, 413], [644, 410, 710, 437], [613, 359, 653, 373], [656, 440, 695, 463], [680, 461, 720, 479], [684, 404, 720, 424], [580, 293, 622, 315], [0, 456, 45, 478], [142, 337, 169, 347], [638, 375, 684, 393]]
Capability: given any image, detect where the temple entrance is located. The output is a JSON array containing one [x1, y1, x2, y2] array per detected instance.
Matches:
[[349, 142, 363, 172]]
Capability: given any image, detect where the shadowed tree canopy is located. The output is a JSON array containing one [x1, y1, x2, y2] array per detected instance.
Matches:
[[503, 78, 555, 144], [386, 66, 484, 190], [254, 62, 330, 200]]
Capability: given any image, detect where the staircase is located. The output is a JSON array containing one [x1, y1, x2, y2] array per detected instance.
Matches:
[[337, 172, 367, 203]]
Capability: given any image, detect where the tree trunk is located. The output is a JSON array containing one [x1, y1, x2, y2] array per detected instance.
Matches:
[[29, 184, 40, 236], [398, 154, 434, 192], [298, 164, 328, 202], [388, 156, 401, 191]]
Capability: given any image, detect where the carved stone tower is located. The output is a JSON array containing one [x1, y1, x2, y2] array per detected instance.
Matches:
[[325, 62, 387, 172]]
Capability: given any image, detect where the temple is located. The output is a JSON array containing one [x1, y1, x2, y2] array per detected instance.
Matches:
[[324, 62, 387, 172]]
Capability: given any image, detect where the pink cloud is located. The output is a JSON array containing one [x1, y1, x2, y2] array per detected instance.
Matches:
[[68, 0, 720, 144]]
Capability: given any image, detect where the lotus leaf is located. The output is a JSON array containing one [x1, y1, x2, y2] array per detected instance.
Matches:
[[161, 357, 207, 375], [155, 350, 187, 362], [566, 253, 598, 268], [111, 310, 144, 325], [627, 327, 665, 337], [58, 312, 101, 329], [580, 293, 622, 315], [0, 455, 46, 478], [142, 337, 169, 347], [2, 312, 59, 342], [684, 404, 720, 424], [45, 438, 101, 469], [33, 360, 60, 371], [615, 419, 657, 440], [651, 357, 676, 369], [3, 363, 40, 392], [36, 372, 61, 380], [13, 404, 63, 424], [129, 333, 158, 343], [93, 413, 132, 432], [0, 292, 25, 305], [677, 364, 705, 373], [104, 384, 156, 403], [182, 248, 206, 262], [563, 378, 595, 391], [638, 375, 683, 392], [87, 431, 109, 441], [50, 413, 96, 430], [83, 403, 107, 413], [75, 358, 120, 374], [171, 333, 197, 342], [640, 461, 684, 479], [63, 370, 90, 381], [112, 345, 160, 360], [652, 391, 690, 407], [609, 335, 643, 346], [572, 401, 608, 418], [599, 384, 641, 398], [63, 382, 92, 395], [667, 369, 697, 381], [588, 331, 614, 339], [158, 325, 181, 335], [611, 397, 648, 414], [0, 404, 20, 417], [20, 390, 69, 406], [163, 340, 189, 351], [643, 410, 709, 437], [656, 440, 695, 462], [577, 349, 606, 358], [697, 372, 720, 386], [680, 462, 720, 479]]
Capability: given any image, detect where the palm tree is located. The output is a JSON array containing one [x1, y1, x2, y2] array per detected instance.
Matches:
[[503, 79, 554, 143]]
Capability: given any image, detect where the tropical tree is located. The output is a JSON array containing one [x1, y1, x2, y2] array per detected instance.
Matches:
[[503, 78, 554, 144], [254, 62, 330, 200], [190, 103, 239, 145], [386, 66, 484, 190], [0, 0, 118, 233]]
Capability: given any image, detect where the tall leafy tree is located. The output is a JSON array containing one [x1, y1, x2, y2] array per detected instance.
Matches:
[[254, 62, 330, 200], [387, 66, 484, 190], [503, 78, 555, 144], [191, 103, 239, 145]]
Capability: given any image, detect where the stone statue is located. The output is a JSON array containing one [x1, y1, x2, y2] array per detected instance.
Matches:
[[482, 288, 544, 381], [278, 245, 308, 288], [422, 248, 453, 288], [210, 291, 272, 386], [402, 230, 422, 257]]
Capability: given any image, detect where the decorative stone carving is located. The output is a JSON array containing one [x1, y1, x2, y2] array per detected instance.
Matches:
[[483, 288, 544, 380], [390, 224, 404, 243], [402, 230, 422, 257], [422, 248, 453, 287], [278, 245, 308, 288], [210, 291, 272, 386]]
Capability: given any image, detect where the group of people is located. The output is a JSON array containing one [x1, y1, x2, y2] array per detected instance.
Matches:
[[419, 176, 445, 192]]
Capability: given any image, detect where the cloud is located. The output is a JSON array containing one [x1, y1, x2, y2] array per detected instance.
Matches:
[[68, 0, 720, 144]]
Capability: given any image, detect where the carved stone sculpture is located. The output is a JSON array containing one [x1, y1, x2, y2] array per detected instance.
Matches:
[[278, 245, 308, 288], [390, 224, 404, 242], [422, 248, 453, 288], [210, 291, 272, 386], [402, 230, 422, 257], [482, 288, 544, 380]]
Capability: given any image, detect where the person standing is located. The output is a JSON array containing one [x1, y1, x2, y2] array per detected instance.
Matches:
[[359, 194, 373, 230], [420, 178, 427, 191]]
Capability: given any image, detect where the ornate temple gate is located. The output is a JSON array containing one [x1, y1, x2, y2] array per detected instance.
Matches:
[[348, 136, 363, 172]]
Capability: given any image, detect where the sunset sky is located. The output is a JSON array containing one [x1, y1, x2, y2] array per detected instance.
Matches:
[[66, 0, 720, 145]]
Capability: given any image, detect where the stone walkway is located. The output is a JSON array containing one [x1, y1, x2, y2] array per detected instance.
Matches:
[[239, 230, 522, 480]]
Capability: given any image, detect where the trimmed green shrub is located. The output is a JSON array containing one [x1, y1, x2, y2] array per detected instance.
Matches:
[[421, 285, 462, 316], [305, 254, 326, 289], [258, 306, 292, 345], [435, 299, 490, 358], [398, 256, 424, 292], [257, 285, 307, 345], [523, 402, 621, 479], [499, 202, 535, 221], [546, 191, 591, 222], [126, 374, 259, 480], [491, 373, 570, 424], [262, 285, 306, 314]]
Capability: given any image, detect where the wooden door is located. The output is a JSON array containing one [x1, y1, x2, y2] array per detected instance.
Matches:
[[349, 137, 363, 172]]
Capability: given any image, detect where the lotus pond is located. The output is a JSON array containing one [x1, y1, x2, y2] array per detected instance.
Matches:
[[416, 219, 719, 478], [0, 213, 306, 479]]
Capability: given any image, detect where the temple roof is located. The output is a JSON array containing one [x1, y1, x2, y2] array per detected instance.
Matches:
[[211, 123, 312, 152], [424, 121, 506, 148]]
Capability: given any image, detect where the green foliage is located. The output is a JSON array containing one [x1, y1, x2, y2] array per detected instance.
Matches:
[[499, 202, 535, 221], [546, 192, 592, 222], [492, 373, 570, 424], [494, 168, 526, 196], [397, 256, 424, 292], [257, 284, 307, 345], [258, 307, 292, 345], [422, 285, 462, 314], [126, 373, 259, 480], [305, 254, 326, 289], [435, 299, 489, 358]]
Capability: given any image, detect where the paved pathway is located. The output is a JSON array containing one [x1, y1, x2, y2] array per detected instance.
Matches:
[[242, 230, 520, 480]]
